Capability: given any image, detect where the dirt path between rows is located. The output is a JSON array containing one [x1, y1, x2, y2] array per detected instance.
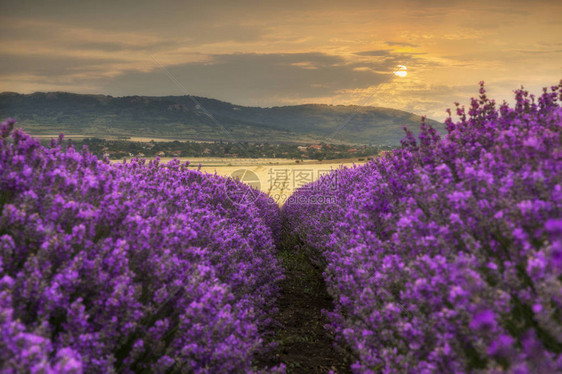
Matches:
[[255, 238, 353, 373]]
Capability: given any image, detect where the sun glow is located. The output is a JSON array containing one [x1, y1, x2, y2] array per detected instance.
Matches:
[[393, 65, 407, 77]]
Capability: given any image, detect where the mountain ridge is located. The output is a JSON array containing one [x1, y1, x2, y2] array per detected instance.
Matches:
[[0, 91, 445, 145]]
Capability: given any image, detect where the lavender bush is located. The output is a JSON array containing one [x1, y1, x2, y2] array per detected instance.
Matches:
[[283, 82, 562, 373], [0, 122, 284, 373]]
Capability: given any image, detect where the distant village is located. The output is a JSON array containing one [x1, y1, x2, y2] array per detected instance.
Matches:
[[62, 138, 395, 161]]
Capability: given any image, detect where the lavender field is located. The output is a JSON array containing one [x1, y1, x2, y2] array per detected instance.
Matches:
[[0, 125, 285, 373], [283, 83, 562, 373], [1, 83, 561, 373]]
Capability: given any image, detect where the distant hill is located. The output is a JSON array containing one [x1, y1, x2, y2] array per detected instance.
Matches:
[[0, 92, 444, 145]]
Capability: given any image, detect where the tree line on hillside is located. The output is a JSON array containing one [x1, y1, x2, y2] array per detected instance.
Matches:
[[53, 138, 396, 161]]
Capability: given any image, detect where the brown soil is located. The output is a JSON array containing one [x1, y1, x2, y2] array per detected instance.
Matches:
[[255, 242, 353, 373]]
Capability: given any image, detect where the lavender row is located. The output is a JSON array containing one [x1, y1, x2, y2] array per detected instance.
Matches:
[[282, 83, 562, 373], [0, 122, 284, 373]]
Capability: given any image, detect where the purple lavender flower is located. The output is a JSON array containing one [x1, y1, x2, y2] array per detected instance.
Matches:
[[0, 127, 284, 372], [283, 82, 562, 373]]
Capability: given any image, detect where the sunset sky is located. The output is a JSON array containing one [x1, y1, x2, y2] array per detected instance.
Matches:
[[1, 0, 561, 120]]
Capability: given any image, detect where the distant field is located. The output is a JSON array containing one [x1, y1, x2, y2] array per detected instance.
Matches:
[[32, 134, 214, 143], [113, 157, 367, 205], [198, 162, 358, 205], [33, 134, 90, 140], [127, 137, 214, 143]]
